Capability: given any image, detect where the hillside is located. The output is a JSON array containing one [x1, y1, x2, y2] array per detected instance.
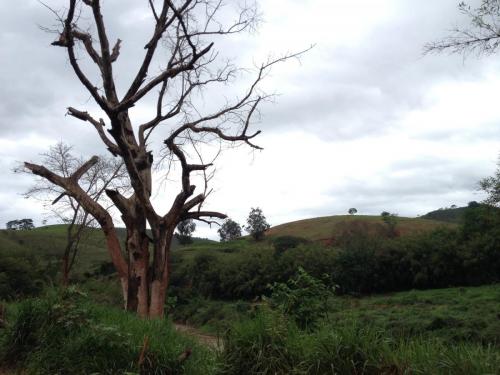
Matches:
[[420, 206, 468, 223], [266, 214, 454, 241], [0, 225, 212, 275]]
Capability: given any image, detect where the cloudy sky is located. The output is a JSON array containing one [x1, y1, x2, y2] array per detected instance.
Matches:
[[1, 0, 499, 239]]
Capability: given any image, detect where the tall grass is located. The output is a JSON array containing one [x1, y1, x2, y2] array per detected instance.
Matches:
[[0, 288, 218, 374], [219, 309, 500, 375]]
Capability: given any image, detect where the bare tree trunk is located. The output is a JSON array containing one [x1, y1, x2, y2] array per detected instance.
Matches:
[[149, 230, 174, 318], [125, 224, 150, 317]]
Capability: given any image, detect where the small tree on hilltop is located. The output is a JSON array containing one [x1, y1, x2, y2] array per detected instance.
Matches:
[[19, 219, 35, 230], [218, 218, 242, 242], [176, 219, 196, 245], [245, 207, 270, 241], [348, 208, 357, 215]]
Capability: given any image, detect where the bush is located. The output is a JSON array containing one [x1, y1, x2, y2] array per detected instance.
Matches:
[[268, 267, 332, 329], [272, 236, 308, 254], [0, 254, 44, 300], [332, 246, 379, 294]]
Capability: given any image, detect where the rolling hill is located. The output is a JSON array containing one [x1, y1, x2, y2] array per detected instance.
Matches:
[[0, 214, 456, 276], [266, 214, 454, 241]]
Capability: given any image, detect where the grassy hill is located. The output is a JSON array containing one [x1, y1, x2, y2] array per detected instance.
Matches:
[[0, 215, 456, 276], [0, 225, 113, 275], [0, 225, 213, 276], [266, 214, 454, 241]]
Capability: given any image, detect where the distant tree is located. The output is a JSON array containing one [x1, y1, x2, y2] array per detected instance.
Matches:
[[468, 201, 481, 208], [245, 207, 270, 241], [425, 1, 500, 56], [479, 157, 500, 207], [381, 211, 399, 237], [176, 219, 196, 245], [6, 219, 34, 231], [450, 204, 458, 209], [348, 208, 357, 215], [19, 219, 34, 230], [218, 218, 242, 242], [6, 220, 19, 230]]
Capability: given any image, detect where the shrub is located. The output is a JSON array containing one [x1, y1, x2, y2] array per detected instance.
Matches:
[[268, 267, 332, 329], [272, 236, 308, 254], [0, 254, 44, 300]]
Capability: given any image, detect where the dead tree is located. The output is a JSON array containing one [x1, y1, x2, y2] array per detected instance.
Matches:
[[25, 0, 307, 318], [22, 142, 127, 286]]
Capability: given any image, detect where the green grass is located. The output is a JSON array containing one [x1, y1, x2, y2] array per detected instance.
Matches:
[[171, 284, 500, 348], [0, 226, 111, 276], [0, 225, 215, 277], [3, 287, 499, 374], [220, 308, 500, 375], [0, 288, 219, 374], [267, 215, 455, 241], [328, 284, 500, 346]]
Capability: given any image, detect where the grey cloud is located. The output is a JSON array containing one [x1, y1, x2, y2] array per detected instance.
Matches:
[[258, 0, 500, 142], [0, 0, 498, 232]]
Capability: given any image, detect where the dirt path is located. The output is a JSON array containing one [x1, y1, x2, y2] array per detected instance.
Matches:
[[174, 323, 223, 350]]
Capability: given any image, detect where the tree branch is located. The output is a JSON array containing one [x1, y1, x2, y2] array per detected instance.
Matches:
[[67, 107, 121, 156]]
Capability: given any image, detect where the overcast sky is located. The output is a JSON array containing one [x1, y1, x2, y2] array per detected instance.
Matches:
[[1, 0, 499, 239]]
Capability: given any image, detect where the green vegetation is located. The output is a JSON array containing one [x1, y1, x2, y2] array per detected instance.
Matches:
[[0, 288, 217, 375], [420, 205, 469, 223], [220, 309, 500, 375], [2, 284, 499, 374], [0, 225, 113, 277], [1, 207, 499, 373]]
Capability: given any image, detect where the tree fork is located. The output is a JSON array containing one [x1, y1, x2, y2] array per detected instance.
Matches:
[[29, 0, 305, 317]]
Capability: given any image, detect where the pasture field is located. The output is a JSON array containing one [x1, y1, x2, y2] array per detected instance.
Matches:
[[266, 215, 454, 241]]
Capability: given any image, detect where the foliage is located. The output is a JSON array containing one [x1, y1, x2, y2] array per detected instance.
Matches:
[[348, 207, 357, 215], [272, 235, 308, 254], [245, 207, 270, 241], [218, 219, 242, 242], [268, 267, 332, 329], [0, 288, 217, 374], [421, 205, 469, 223], [170, 203, 500, 299], [171, 243, 338, 300], [0, 253, 45, 300], [480, 156, 500, 206], [176, 219, 196, 245]]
